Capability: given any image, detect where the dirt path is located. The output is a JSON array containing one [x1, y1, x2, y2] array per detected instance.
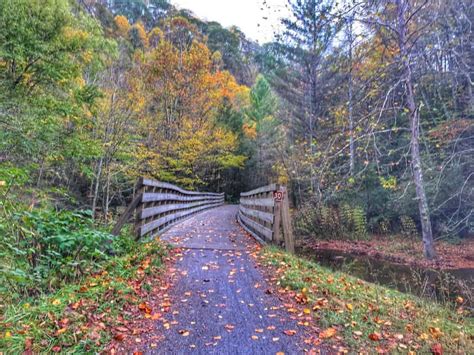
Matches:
[[144, 205, 309, 354]]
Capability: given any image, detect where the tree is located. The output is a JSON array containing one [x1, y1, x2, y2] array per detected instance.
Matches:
[[278, 0, 340, 193], [244, 75, 280, 187], [131, 17, 248, 189], [0, 0, 114, 190]]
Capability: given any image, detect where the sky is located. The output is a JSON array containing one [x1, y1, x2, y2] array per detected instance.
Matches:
[[171, 0, 290, 43]]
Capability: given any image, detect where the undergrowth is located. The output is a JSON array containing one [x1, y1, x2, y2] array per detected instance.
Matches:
[[0, 239, 168, 353]]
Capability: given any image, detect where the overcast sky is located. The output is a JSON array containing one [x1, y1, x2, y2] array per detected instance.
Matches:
[[171, 0, 290, 43]]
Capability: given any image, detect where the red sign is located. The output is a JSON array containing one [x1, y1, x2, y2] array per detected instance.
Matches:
[[273, 190, 284, 202]]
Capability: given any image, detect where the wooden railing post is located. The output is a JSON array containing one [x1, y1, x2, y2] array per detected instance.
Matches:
[[238, 184, 294, 253], [280, 186, 295, 253], [111, 178, 144, 236], [134, 177, 145, 240], [272, 184, 282, 244]]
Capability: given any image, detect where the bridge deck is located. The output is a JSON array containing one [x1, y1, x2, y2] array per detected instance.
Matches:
[[147, 205, 307, 354]]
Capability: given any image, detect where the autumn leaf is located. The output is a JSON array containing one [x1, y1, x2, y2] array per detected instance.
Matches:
[[368, 332, 382, 341], [429, 327, 443, 339], [283, 329, 297, 336], [319, 328, 337, 339], [114, 333, 126, 341], [138, 302, 152, 314], [55, 327, 67, 336], [151, 313, 162, 320], [431, 343, 443, 355]]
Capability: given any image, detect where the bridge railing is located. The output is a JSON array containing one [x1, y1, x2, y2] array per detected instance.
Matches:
[[112, 178, 224, 239], [238, 184, 295, 253]]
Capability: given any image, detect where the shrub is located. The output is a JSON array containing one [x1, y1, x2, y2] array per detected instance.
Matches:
[[294, 201, 368, 240], [0, 208, 133, 298]]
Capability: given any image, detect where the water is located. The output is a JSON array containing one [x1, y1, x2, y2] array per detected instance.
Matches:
[[296, 246, 474, 312]]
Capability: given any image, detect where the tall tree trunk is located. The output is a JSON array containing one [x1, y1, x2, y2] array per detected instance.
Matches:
[[91, 156, 103, 220], [397, 0, 436, 259], [347, 16, 355, 176]]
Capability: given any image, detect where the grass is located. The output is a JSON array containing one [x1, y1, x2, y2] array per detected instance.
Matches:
[[0, 240, 168, 354], [260, 246, 473, 353]]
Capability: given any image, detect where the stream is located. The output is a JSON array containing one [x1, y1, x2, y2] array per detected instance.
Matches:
[[296, 246, 474, 313]]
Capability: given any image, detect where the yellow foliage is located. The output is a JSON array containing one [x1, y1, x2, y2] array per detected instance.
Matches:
[[148, 27, 163, 47], [114, 15, 130, 37], [129, 31, 248, 187], [129, 22, 149, 48], [243, 122, 257, 139], [62, 26, 89, 42]]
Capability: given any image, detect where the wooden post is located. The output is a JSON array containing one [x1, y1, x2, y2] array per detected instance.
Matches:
[[272, 184, 282, 244], [111, 177, 144, 236], [280, 186, 295, 253], [134, 177, 145, 240]]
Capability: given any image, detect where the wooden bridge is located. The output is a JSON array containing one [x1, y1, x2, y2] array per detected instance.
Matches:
[[112, 178, 303, 354], [112, 177, 295, 252]]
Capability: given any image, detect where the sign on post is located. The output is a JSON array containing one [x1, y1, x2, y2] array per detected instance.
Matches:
[[273, 190, 284, 202]]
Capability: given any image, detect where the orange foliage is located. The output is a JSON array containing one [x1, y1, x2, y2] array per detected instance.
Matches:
[[114, 15, 130, 37]]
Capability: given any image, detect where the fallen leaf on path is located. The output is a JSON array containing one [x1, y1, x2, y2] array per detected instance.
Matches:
[[138, 302, 152, 314], [319, 328, 337, 339], [114, 333, 126, 341], [179, 330, 190, 336]]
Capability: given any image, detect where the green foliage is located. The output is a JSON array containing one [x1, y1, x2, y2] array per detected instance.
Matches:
[[0, 208, 133, 298], [400, 215, 419, 238], [294, 201, 368, 240], [0, 239, 167, 353]]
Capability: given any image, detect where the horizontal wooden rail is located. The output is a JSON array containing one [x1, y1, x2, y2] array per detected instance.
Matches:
[[112, 177, 224, 239], [237, 184, 294, 253]]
